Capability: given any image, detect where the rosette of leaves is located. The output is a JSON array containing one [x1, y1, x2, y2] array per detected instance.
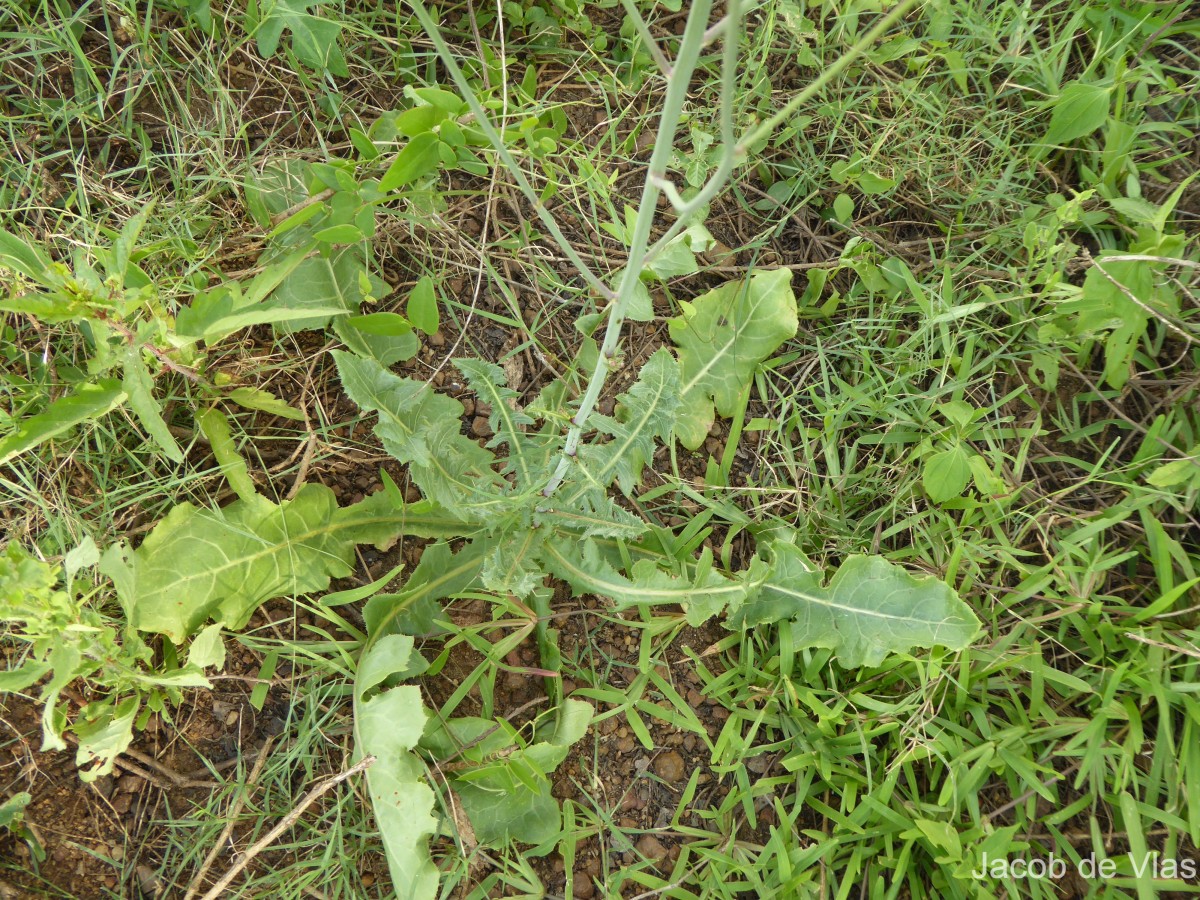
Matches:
[[86, 269, 979, 896]]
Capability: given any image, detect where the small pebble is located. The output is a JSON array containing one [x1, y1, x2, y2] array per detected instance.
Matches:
[[503, 672, 525, 691], [136, 865, 160, 896], [572, 871, 595, 899], [427, 331, 445, 347], [471, 416, 492, 438], [653, 750, 686, 784], [635, 834, 668, 864], [91, 776, 115, 800]]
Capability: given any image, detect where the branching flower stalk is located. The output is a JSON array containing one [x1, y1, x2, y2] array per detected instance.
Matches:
[[404, 0, 918, 498], [642, 0, 919, 266], [543, 0, 730, 495], [549, 0, 920, 497]]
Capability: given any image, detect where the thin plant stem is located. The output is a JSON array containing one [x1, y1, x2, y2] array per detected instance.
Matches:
[[642, 0, 740, 266], [542, 0, 723, 496], [735, 0, 919, 155], [618, 0, 673, 77], [404, 0, 615, 301], [643, 0, 919, 267], [405, 0, 915, 499]]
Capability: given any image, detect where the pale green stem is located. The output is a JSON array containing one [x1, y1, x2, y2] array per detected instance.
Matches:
[[405, 0, 615, 300], [643, 0, 918, 267], [618, 0, 673, 77], [405, 0, 916, 498], [736, 0, 919, 156], [643, 0, 740, 251], [542, 0, 719, 496]]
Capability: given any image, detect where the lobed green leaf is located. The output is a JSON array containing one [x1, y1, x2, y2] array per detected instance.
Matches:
[[333, 350, 515, 520], [354, 634, 439, 900], [668, 268, 798, 449], [569, 348, 681, 497], [100, 484, 463, 642], [730, 543, 981, 667]]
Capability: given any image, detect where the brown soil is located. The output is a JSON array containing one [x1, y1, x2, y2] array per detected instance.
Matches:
[[0, 650, 289, 899]]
